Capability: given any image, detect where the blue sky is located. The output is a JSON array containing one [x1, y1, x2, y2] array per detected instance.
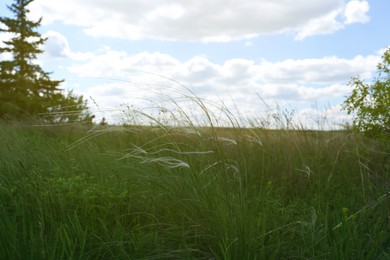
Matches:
[[1, 0, 389, 127]]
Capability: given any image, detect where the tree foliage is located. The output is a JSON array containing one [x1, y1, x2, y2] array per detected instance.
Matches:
[[0, 0, 93, 123], [342, 47, 390, 138]]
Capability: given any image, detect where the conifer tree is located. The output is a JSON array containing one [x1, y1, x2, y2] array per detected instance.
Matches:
[[0, 0, 93, 123]]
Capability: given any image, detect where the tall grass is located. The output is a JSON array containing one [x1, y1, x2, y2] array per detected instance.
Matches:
[[0, 93, 389, 259]]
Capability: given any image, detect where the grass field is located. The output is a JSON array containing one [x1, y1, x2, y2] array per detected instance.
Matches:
[[0, 114, 389, 259]]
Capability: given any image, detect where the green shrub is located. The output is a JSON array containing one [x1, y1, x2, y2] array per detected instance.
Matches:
[[343, 47, 390, 139]]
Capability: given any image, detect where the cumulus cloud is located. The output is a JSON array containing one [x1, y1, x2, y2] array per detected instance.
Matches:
[[41, 31, 96, 61], [67, 48, 379, 90], [295, 10, 344, 40], [344, 0, 370, 24], [295, 0, 370, 40], [258, 55, 378, 84], [63, 47, 380, 125], [29, 0, 369, 42], [42, 31, 71, 58]]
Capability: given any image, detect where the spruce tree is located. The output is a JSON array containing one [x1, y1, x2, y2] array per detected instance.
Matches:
[[0, 0, 93, 123]]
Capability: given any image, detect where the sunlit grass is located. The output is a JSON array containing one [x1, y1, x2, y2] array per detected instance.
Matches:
[[0, 93, 389, 259]]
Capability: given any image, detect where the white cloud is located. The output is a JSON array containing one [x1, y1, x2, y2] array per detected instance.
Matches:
[[42, 31, 71, 58], [295, 0, 370, 40], [68, 50, 181, 77], [67, 48, 379, 94], [28, 0, 368, 42], [145, 4, 185, 22], [344, 0, 370, 24], [258, 55, 378, 84], [63, 48, 380, 125], [295, 10, 344, 40], [40, 31, 97, 61], [256, 83, 350, 101]]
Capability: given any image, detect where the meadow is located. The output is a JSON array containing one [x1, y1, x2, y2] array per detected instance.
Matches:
[[0, 104, 389, 259]]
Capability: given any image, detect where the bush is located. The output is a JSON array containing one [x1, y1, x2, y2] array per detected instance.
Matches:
[[343, 47, 390, 139]]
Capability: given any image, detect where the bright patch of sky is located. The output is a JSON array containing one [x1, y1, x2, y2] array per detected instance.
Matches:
[[1, 0, 389, 128]]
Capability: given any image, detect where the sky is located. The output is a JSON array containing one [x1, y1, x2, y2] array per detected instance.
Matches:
[[1, 0, 389, 128]]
